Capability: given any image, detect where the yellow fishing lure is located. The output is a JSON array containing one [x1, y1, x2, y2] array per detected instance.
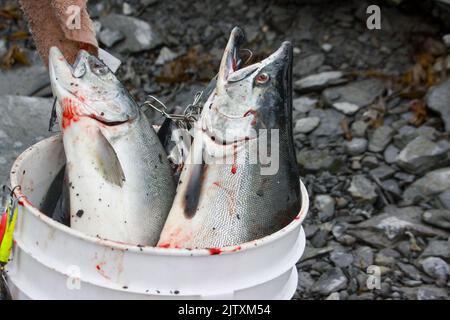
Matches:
[[0, 200, 19, 264]]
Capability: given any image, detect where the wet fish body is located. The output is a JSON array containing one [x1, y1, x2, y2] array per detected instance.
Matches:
[[158, 27, 300, 249], [49, 48, 175, 245]]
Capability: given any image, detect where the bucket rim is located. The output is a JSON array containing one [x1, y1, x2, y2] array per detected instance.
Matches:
[[10, 134, 309, 257]]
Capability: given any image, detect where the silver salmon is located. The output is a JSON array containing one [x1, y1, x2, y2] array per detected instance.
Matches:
[[157, 27, 300, 249], [49, 47, 176, 245]]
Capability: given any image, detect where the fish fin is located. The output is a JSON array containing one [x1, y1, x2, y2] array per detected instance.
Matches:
[[40, 164, 65, 217], [52, 169, 70, 227], [96, 130, 126, 187]]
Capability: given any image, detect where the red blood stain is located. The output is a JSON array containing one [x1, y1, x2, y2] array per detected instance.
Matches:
[[95, 262, 111, 280], [18, 196, 32, 207], [209, 248, 222, 255], [231, 246, 241, 252], [231, 57, 237, 72], [61, 98, 80, 129], [243, 109, 257, 126], [231, 144, 238, 174], [243, 109, 255, 117], [158, 243, 171, 248]]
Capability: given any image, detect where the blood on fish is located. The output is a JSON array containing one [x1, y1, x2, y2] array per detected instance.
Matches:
[[243, 109, 256, 117], [158, 243, 171, 248], [231, 57, 237, 72], [231, 144, 237, 174], [243, 109, 258, 126], [61, 98, 80, 129], [209, 248, 221, 255]]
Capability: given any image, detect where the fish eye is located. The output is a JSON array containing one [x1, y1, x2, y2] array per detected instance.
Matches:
[[255, 73, 269, 84], [73, 64, 86, 78], [89, 58, 109, 76]]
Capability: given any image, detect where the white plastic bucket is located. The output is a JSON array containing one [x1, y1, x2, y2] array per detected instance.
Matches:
[[6, 135, 309, 300]]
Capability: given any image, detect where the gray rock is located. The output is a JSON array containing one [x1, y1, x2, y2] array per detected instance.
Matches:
[[375, 248, 400, 266], [0, 96, 54, 183], [301, 246, 334, 262], [155, 47, 178, 65], [368, 125, 395, 152], [325, 292, 340, 300], [297, 271, 315, 292], [322, 79, 385, 111], [347, 229, 392, 248], [354, 206, 449, 241], [294, 71, 346, 93], [0, 39, 6, 58], [351, 120, 369, 138], [444, 34, 450, 47], [100, 14, 161, 53], [344, 138, 368, 155], [394, 172, 416, 183], [297, 149, 342, 173], [293, 53, 325, 77], [308, 108, 345, 137], [315, 195, 335, 221], [370, 165, 396, 180], [304, 224, 318, 239], [311, 267, 348, 295], [417, 286, 449, 300], [426, 78, 450, 131], [384, 144, 400, 164], [122, 2, 133, 15], [396, 136, 450, 174], [421, 241, 450, 259], [98, 28, 125, 47], [361, 155, 379, 168], [422, 209, 450, 230], [397, 262, 423, 281], [330, 250, 354, 268], [352, 246, 374, 269], [381, 179, 402, 197], [0, 51, 49, 96], [292, 97, 318, 113], [348, 175, 378, 203], [393, 125, 438, 149], [140, 0, 159, 6], [438, 190, 450, 210], [332, 102, 360, 115], [403, 167, 450, 204], [420, 257, 450, 280], [311, 229, 330, 248], [294, 117, 320, 134], [321, 43, 333, 53]]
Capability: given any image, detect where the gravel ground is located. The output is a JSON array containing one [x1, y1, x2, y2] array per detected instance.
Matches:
[[1, 0, 450, 300]]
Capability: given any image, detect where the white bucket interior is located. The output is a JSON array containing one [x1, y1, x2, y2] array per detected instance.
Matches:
[[6, 135, 309, 300]]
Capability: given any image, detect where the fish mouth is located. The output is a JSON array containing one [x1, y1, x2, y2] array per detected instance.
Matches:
[[88, 114, 130, 126], [218, 27, 246, 82]]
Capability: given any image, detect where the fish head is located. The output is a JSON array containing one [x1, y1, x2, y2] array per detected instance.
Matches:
[[49, 47, 137, 128], [204, 27, 293, 144]]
